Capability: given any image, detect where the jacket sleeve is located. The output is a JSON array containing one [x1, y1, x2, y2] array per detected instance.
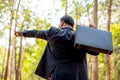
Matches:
[[18, 27, 54, 40]]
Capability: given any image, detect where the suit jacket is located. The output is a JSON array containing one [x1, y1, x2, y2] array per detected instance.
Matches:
[[21, 27, 98, 80]]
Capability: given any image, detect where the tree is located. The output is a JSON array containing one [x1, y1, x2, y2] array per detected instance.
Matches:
[[85, 1, 93, 79], [4, 0, 14, 80], [13, 0, 21, 80], [106, 0, 112, 80], [65, 0, 68, 15], [93, 0, 98, 80], [61, 0, 68, 15]]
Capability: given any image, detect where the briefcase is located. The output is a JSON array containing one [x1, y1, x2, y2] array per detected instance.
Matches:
[[74, 25, 113, 54]]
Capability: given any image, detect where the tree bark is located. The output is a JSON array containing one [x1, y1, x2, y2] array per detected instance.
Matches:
[[75, 0, 78, 26], [88, 55, 93, 80], [10, 48, 15, 80], [87, 2, 92, 79], [106, 0, 112, 80], [14, 0, 21, 80], [90, 56, 93, 80], [1, 38, 7, 80], [106, 54, 111, 80], [4, 0, 14, 80], [65, 0, 68, 15], [86, 1, 90, 24], [93, 0, 98, 80], [16, 37, 23, 80]]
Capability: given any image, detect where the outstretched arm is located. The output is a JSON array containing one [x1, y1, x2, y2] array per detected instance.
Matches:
[[14, 29, 51, 40]]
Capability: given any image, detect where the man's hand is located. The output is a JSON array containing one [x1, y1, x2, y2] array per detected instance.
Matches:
[[89, 24, 97, 29], [14, 31, 23, 37]]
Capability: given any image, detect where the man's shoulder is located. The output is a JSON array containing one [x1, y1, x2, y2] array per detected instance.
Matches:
[[48, 26, 74, 36], [49, 26, 59, 31], [49, 26, 57, 29], [49, 27, 65, 34]]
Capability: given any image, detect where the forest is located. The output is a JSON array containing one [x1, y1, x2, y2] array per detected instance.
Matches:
[[0, 0, 120, 80]]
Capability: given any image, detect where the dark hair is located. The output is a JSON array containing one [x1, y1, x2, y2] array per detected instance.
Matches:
[[60, 15, 74, 27]]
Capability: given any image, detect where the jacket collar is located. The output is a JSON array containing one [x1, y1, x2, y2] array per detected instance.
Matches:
[[61, 27, 73, 30]]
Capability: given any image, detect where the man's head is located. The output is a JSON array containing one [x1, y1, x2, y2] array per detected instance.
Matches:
[[59, 15, 74, 28]]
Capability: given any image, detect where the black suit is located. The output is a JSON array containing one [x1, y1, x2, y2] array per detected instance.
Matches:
[[21, 27, 98, 80]]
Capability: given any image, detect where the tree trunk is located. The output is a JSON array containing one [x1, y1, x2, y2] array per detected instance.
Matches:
[[90, 56, 93, 80], [9, 49, 15, 80], [1, 38, 7, 80], [93, 0, 98, 80], [106, 0, 112, 80], [16, 37, 23, 80], [14, 0, 21, 80], [75, 6, 78, 26], [106, 0, 112, 31], [16, 18, 24, 79], [106, 54, 111, 80], [93, 56, 98, 80], [75, 0, 78, 26], [88, 55, 93, 80], [4, 14, 11, 80], [4, 0, 14, 79], [86, 0, 90, 24], [87, 2, 92, 79], [65, 0, 68, 15]]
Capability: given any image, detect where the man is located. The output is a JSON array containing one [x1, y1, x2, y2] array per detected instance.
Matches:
[[15, 15, 98, 80]]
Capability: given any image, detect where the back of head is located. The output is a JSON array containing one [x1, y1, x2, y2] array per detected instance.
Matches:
[[60, 15, 74, 27]]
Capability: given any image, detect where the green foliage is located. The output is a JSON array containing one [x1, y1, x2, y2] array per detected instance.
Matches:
[[23, 9, 32, 22], [0, 0, 9, 11], [110, 24, 120, 79], [33, 17, 51, 30], [112, 0, 120, 23], [61, 0, 66, 8], [21, 40, 47, 80], [111, 24, 120, 46], [0, 30, 4, 37]]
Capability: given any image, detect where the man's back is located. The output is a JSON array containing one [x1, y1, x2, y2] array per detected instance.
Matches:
[[34, 27, 88, 80], [15, 26, 88, 80]]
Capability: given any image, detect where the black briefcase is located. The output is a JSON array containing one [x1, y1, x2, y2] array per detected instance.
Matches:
[[74, 25, 113, 54]]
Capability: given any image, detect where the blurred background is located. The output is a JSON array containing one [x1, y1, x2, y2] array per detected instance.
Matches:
[[0, 0, 120, 80]]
